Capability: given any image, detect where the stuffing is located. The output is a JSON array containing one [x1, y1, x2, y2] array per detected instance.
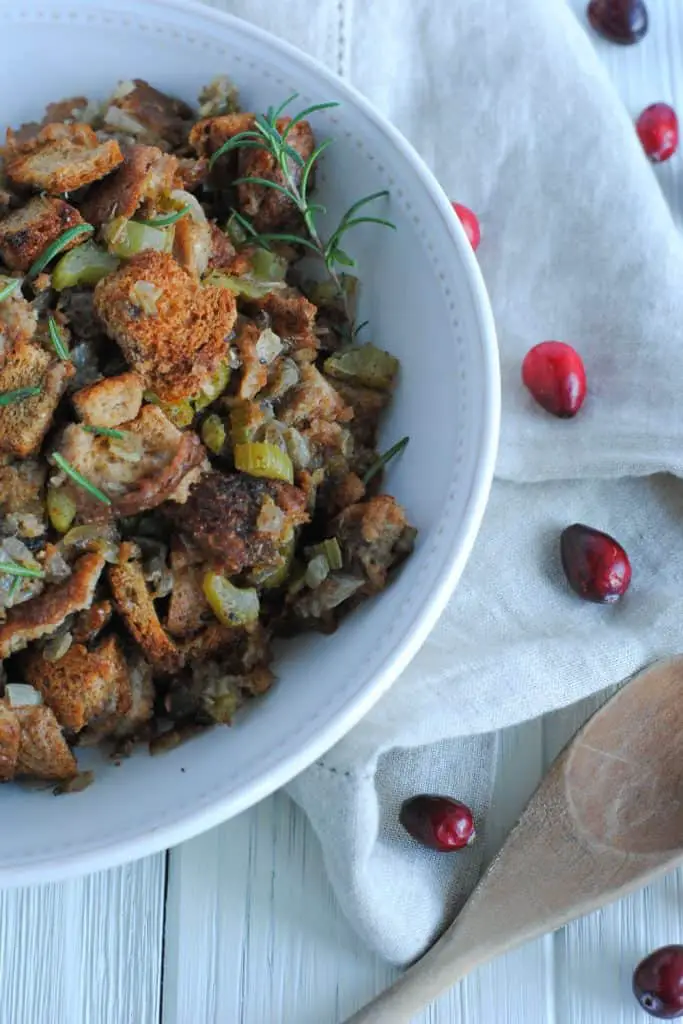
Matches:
[[71, 600, 113, 643], [0, 553, 105, 659], [332, 496, 415, 592], [0, 458, 46, 537], [57, 403, 206, 517], [72, 371, 143, 427], [80, 144, 178, 226], [173, 471, 308, 574], [104, 79, 193, 151], [12, 703, 77, 780], [108, 554, 182, 674], [0, 702, 20, 780], [166, 538, 213, 638], [189, 114, 314, 232], [0, 340, 74, 457], [93, 251, 237, 402], [23, 635, 131, 733], [0, 286, 38, 366], [0, 195, 86, 271], [247, 288, 319, 356], [278, 364, 353, 427], [6, 122, 123, 193]]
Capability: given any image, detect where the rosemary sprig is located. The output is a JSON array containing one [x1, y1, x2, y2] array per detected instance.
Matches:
[[0, 278, 21, 303], [210, 94, 396, 324], [47, 315, 70, 361], [362, 436, 410, 487], [81, 424, 126, 440], [0, 560, 45, 580], [26, 223, 94, 282], [0, 386, 41, 407], [51, 452, 112, 506], [137, 207, 191, 228]]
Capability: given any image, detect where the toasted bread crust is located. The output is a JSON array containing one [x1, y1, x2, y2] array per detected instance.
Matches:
[[0, 195, 86, 271], [0, 341, 74, 457], [12, 703, 77, 780], [7, 121, 123, 194], [94, 251, 237, 402], [80, 144, 178, 225], [0, 553, 105, 659], [72, 371, 143, 427], [108, 556, 182, 674]]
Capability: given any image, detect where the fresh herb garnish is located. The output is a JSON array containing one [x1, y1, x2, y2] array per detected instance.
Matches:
[[362, 436, 410, 486], [0, 278, 22, 303], [0, 560, 45, 580], [0, 386, 41, 407], [47, 315, 70, 361], [26, 223, 94, 281], [137, 207, 191, 228], [81, 424, 126, 440], [209, 94, 395, 326], [51, 452, 112, 506], [8, 576, 22, 599]]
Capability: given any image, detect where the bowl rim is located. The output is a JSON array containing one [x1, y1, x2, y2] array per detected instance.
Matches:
[[2, 0, 500, 883]]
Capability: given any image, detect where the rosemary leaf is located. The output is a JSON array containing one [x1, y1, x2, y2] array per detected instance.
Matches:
[[0, 386, 41, 407], [81, 425, 126, 440], [257, 232, 320, 253], [362, 436, 410, 487], [137, 207, 191, 228], [0, 278, 21, 303], [300, 139, 334, 201], [0, 560, 45, 580], [232, 176, 299, 203], [281, 102, 340, 141], [47, 315, 70, 361], [8, 576, 22, 599], [272, 92, 300, 119], [51, 453, 112, 506], [26, 223, 94, 281]]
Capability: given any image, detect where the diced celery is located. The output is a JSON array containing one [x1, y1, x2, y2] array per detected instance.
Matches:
[[323, 343, 400, 390], [202, 571, 259, 626], [201, 413, 226, 455], [52, 241, 119, 290], [193, 362, 231, 412], [102, 218, 173, 259], [46, 486, 77, 534], [234, 442, 294, 484]]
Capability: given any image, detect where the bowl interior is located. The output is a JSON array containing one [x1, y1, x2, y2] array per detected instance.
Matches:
[[0, 0, 498, 879]]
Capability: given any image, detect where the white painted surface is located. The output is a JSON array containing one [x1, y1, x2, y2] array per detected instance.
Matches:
[[2, 3, 683, 1022]]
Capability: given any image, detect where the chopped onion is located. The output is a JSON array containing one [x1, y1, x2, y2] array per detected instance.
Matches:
[[169, 189, 208, 225], [256, 498, 285, 535], [130, 280, 163, 316], [43, 632, 73, 663], [111, 80, 136, 99], [255, 328, 283, 366], [103, 105, 147, 136], [305, 554, 330, 590], [5, 683, 42, 707]]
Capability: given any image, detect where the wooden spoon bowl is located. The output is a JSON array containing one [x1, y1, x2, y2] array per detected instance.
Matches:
[[346, 658, 683, 1023]]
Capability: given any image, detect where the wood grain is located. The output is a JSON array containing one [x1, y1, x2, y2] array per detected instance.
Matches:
[[0, 855, 166, 1024]]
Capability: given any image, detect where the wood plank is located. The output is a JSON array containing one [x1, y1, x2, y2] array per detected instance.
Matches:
[[0, 855, 166, 1024]]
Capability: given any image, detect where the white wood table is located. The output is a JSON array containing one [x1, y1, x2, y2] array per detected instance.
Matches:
[[2, 3, 682, 1021]]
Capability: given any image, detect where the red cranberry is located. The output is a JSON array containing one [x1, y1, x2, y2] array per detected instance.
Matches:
[[634, 947, 683, 1018], [560, 523, 632, 604], [636, 104, 679, 163], [400, 795, 476, 852], [522, 341, 586, 418], [587, 0, 648, 45], [451, 202, 481, 251]]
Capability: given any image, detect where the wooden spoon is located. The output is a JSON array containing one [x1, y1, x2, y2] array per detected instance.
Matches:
[[346, 657, 683, 1024]]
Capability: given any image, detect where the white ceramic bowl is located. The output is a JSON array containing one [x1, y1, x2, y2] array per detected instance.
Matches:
[[0, 0, 499, 883]]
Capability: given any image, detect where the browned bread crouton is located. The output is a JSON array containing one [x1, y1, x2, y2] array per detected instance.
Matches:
[[166, 538, 212, 638], [0, 340, 74, 457], [72, 371, 143, 427], [93, 251, 237, 403], [0, 287, 38, 364], [0, 553, 105, 659], [43, 97, 89, 123], [7, 122, 123, 194], [71, 600, 112, 643], [0, 703, 20, 780], [58, 404, 206, 517], [174, 472, 308, 575], [234, 321, 268, 400], [0, 196, 86, 271], [80, 144, 178, 226], [330, 381, 389, 449], [172, 214, 212, 277], [278, 364, 353, 427], [248, 289, 319, 354], [0, 457, 46, 537], [23, 635, 130, 734], [333, 495, 414, 592], [177, 622, 242, 663], [13, 703, 76, 780], [108, 556, 182, 674], [105, 80, 193, 150], [189, 114, 314, 232]]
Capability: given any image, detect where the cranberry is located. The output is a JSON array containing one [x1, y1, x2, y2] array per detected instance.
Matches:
[[522, 341, 586, 418], [560, 523, 632, 604], [636, 104, 679, 163], [634, 947, 683, 1018], [400, 795, 476, 852], [587, 0, 648, 45], [451, 202, 481, 251]]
